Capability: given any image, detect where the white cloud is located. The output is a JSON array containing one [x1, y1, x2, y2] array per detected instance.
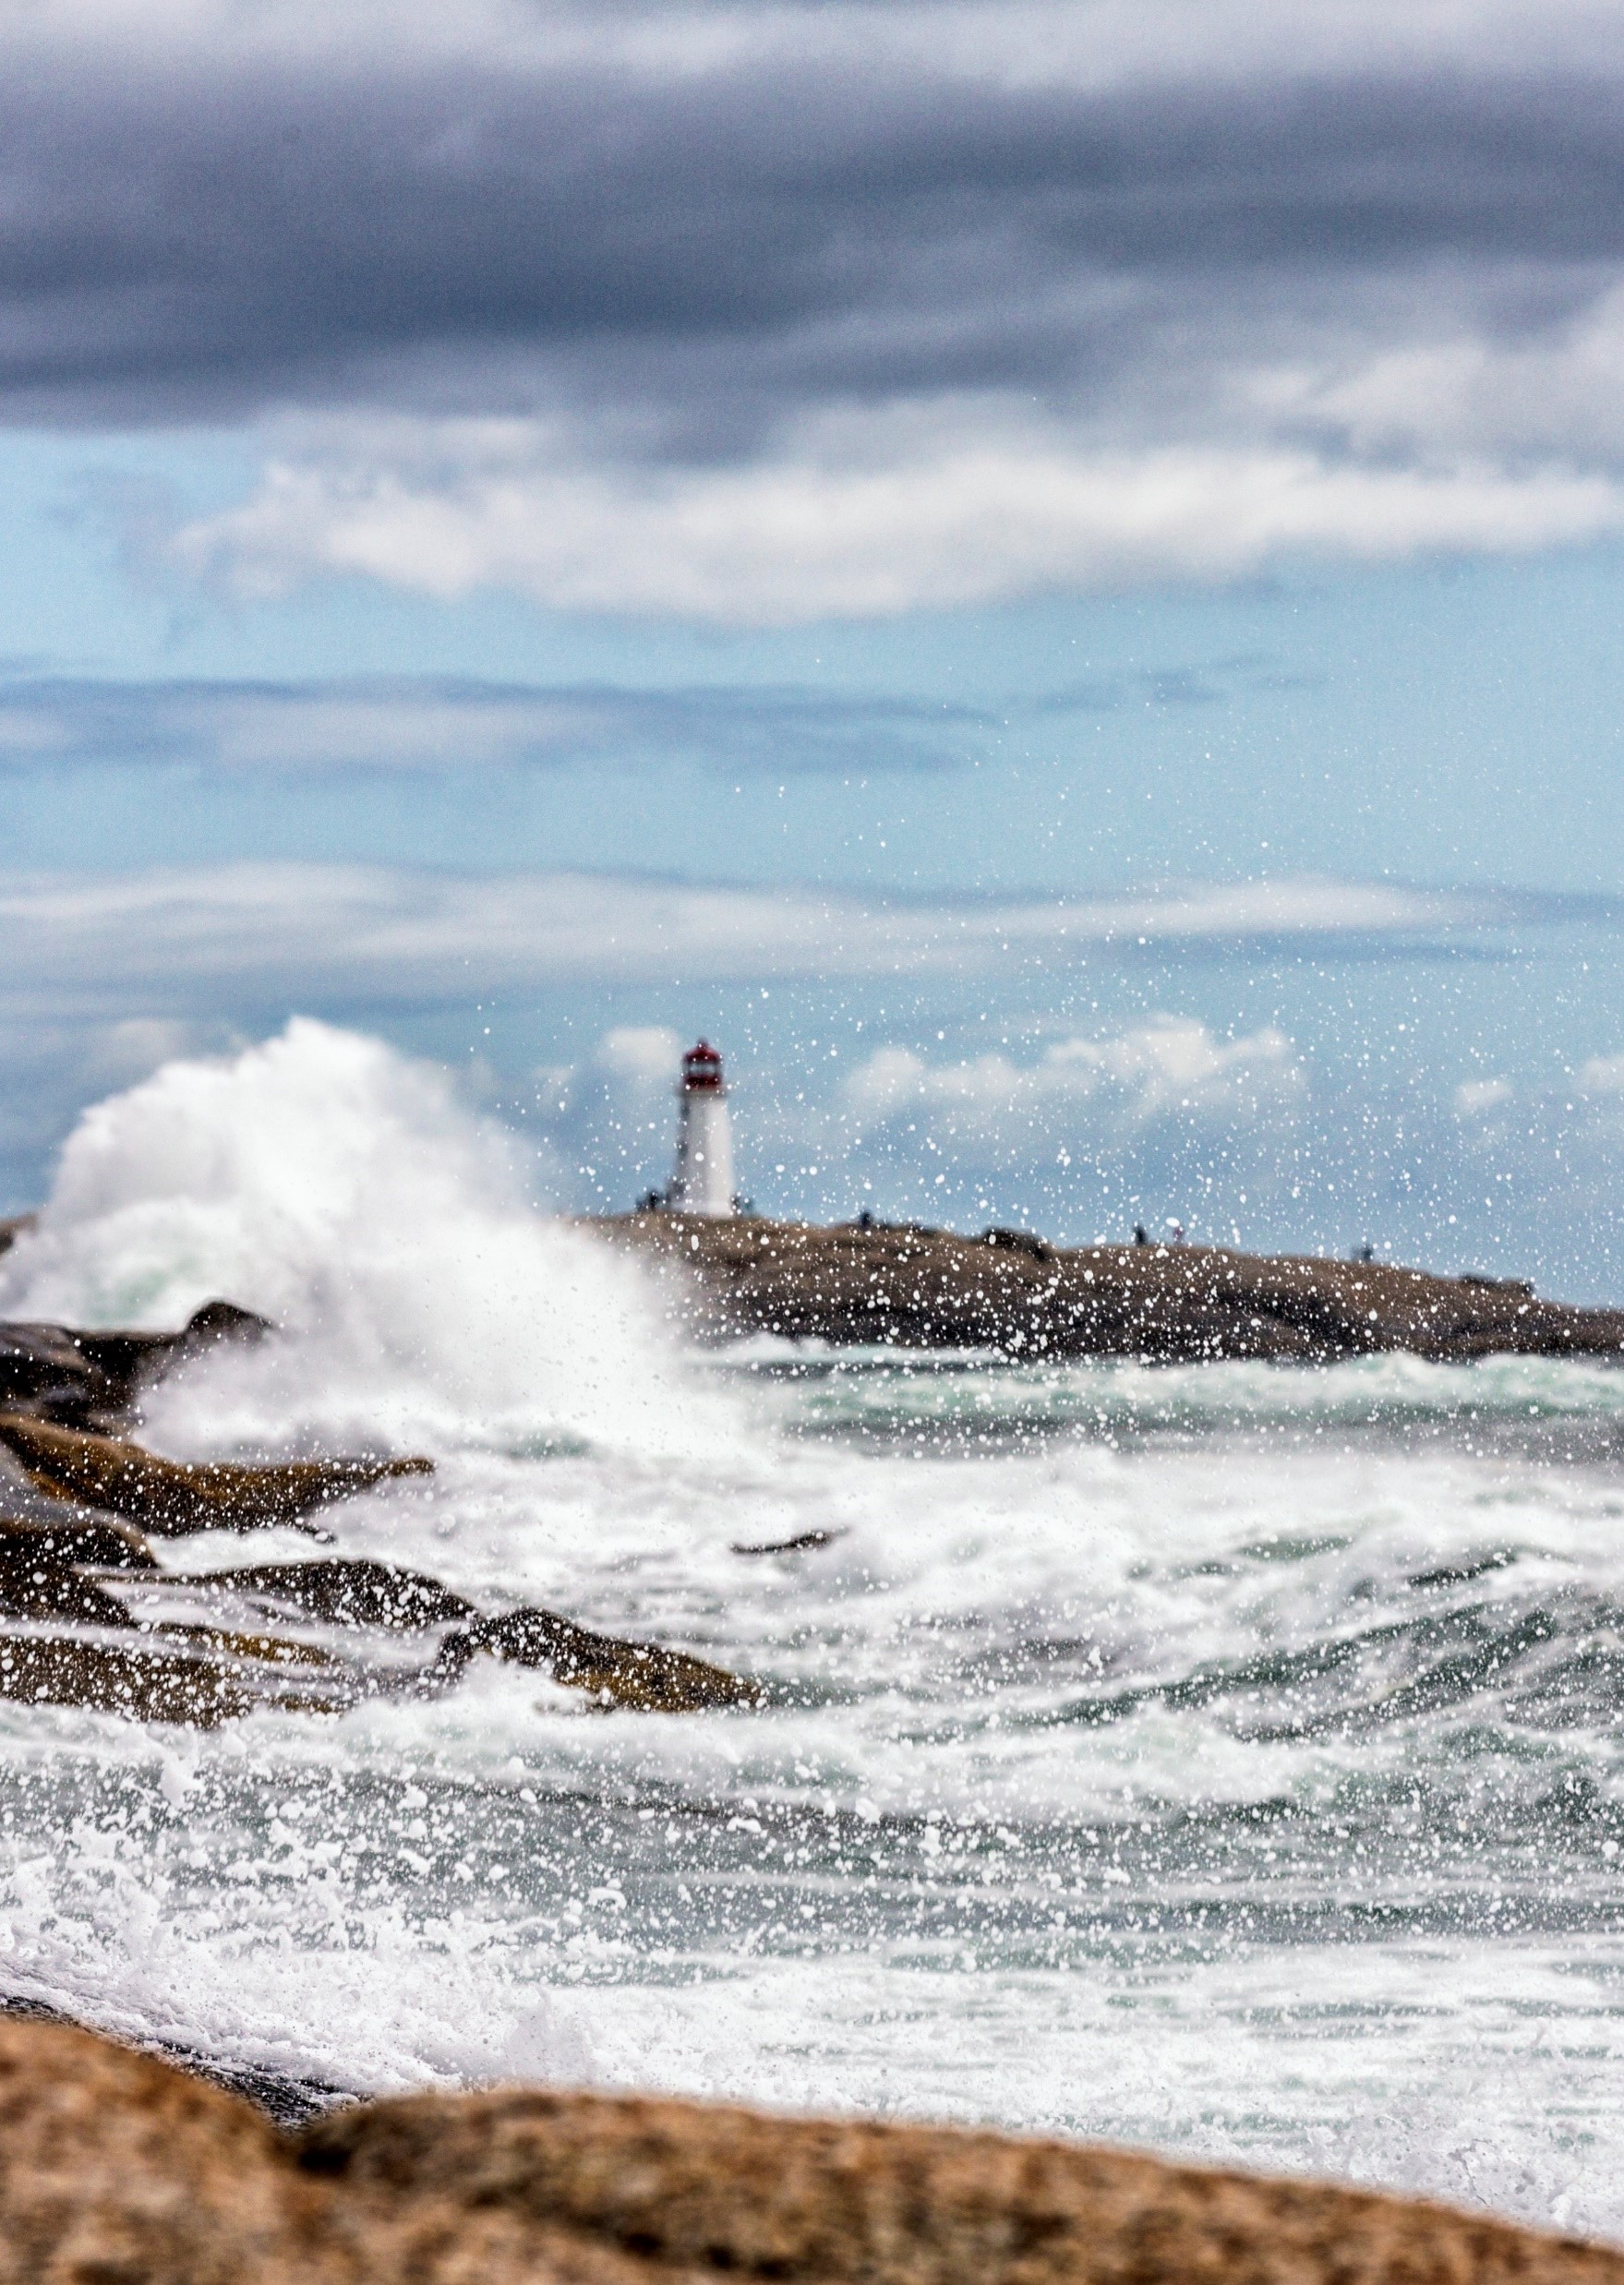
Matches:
[[1579, 1052, 1624, 1095], [0, 677, 970, 777], [844, 1019, 1304, 1147], [205, 692, 606, 771], [169, 415, 1624, 626], [1451, 1053, 1624, 1166], [1270, 288, 1624, 469], [0, 864, 1557, 1013], [21, 0, 1624, 111], [1454, 1076, 1515, 1115], [595, 1026, 682, 1085], [536, 1014, 1310, 1234]]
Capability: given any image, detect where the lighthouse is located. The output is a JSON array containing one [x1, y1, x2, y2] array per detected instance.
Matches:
[[668, 1040, 736, 1217]]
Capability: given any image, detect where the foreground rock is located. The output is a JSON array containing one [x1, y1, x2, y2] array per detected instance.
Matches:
[[0, 2016, 1618, 2285], [0, 1414, 433, 1533], [605, 1213, 1624, 1363]]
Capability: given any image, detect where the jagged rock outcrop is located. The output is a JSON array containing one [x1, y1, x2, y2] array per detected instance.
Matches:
[[0, 1293, 752, 1721], [604, 1214, 1624, 1363], [427, 1606, 763, 1711], [166, 1557, 480, 1630], [0, 2014, 1618, 2285], [0, 1414, 433, 1534], [0, 1538, 758, 1722], [0, 1298, 269, 1429]]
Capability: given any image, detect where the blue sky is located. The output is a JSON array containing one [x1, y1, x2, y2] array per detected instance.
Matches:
[[4, 0, 1624, 1297]]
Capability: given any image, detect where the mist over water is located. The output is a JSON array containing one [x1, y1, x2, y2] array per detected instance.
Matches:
[[0, 1023, 1619, 2239]]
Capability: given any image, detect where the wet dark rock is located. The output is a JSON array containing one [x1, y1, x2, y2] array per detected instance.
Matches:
[[0, 1319, 117, 1426], [0, 1532, 138, 1626], [0, 1414, 433, 1534], [0, 1507, 153, 1568], [0, 1298, 271, 1431], [429, 1606, 762, 1712], [0, 1547, 757, 1723], [176, 1299, 271, 1347], [604, 1214, 1624, 1364], [0, 1289, 752, 1724], [0, 1392, 750, 1721], [166, 1557, 479, 1629], [732, 1528, 841, 1556], [981, 1226, 1055, 1262], [0, 1631, 350, 1725]]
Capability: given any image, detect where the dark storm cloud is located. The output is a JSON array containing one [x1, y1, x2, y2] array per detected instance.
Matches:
[[4, 52, 1624, 427]]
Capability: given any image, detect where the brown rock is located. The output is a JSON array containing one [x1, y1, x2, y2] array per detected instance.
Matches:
[[164, 1557, 480, 1629], [427, 1606, 762, 1712], [0, 1413, 433, 1535], [601, 1214, 1624, 1364], [0, 2017, 337, 2285], [0, 2015, 1620, 2285], [301, 2086, 1624, 2285], [0, 1631, 351, 1724], [0, 1296, 270, 1431]]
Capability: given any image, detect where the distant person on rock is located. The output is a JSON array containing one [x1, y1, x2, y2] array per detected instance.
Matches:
[[1168, 1220, 1186, 1245], [1134, 1224, 1149, 1245]]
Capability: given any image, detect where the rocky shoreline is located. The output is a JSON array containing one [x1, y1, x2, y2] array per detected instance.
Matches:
[[601, 1212, 1624, 1363], [0, 1208, 1612, 1727], [2, 2010, 1620, 2284], [0, 1247, 1618, 2270], [0, 1282, 756, 1726]]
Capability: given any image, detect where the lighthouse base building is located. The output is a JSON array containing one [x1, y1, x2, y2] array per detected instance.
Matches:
[[667, 1040, 736, 1217]]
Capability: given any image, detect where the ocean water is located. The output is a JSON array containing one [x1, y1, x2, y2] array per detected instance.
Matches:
[[0, 1021, 1620, 2238]]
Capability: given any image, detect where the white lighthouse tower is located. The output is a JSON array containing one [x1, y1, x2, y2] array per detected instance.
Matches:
[[668, 1040, 736, 1218]]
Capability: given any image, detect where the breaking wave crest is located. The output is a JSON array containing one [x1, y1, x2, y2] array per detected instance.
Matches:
[[0, 1017, 731, 1460]]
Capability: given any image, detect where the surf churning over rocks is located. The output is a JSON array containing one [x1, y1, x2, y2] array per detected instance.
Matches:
[[0, 1023, 1619, 2239], [0, 1017, 735, 1461]]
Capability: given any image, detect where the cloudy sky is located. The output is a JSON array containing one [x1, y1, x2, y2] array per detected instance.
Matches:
[[5, 0, 1624, 1292]]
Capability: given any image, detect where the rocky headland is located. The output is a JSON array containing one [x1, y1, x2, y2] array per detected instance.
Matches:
[[601, 1213, 1624, 1364], [0, 2011, 1618, 2285]]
